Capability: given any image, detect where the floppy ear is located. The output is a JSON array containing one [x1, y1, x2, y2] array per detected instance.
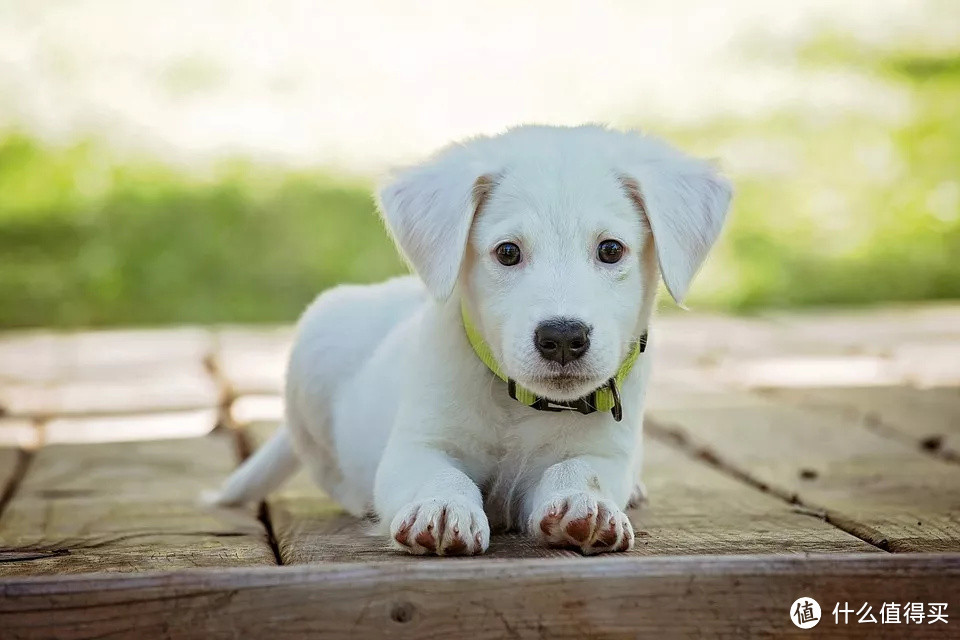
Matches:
[[377, 146, 496, 299], [620, 152, 732, 303]]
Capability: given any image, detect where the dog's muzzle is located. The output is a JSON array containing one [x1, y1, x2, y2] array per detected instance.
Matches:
[[462, 303, 647, 422]]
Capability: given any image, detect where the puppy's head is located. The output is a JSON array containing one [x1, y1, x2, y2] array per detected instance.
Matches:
[[378, 125, 731, 401]]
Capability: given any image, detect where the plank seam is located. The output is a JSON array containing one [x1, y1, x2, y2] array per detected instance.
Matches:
[[757, 387, 960, 466], [257, 503, 284, 566], [231, 420, 284, 566], [645, 417, 893, 553], [2, 552, 956, 588], [212, 345, 285, 566], [202, 347, 237, 432], [1, 404, 222, 422], [0, 449, 33, 521]]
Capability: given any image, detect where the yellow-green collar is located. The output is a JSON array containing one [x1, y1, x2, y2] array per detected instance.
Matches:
[[461, 303, 647, 421]]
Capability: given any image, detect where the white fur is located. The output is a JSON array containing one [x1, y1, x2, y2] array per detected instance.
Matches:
[[214, 125, 731, 555], [210, 426, 298, 506]]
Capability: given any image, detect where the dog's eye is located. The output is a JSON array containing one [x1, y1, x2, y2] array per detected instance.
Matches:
[[495, 242, 522, 266], [597, 240, 624, 264]]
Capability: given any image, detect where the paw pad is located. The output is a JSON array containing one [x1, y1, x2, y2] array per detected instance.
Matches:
[[534, 493, 634, 554], [390, 498, 490, 556]]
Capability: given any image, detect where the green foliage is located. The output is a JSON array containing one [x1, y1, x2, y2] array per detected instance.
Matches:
[[0, 136, 404, 327], [669, 44, 960, 310], [1, 41, 958, 328]]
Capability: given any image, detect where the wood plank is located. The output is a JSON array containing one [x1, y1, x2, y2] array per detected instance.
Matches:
[[40, 408, 218, 445], [637, 441, 878, 556], [0, 419, 40, 449], [0, 328, 213, 385], [0, 447, 25, 513], [652, 306, 960, 391], [767, 304, 960, 355], [244, 421, 876, 563], [0, 327, 219, 418], [647, 390, 960, 552], [0, 433, 276, 576], [711, 351, 960, 392], [0, 554, 957, 639], [763, 386, 960, 461], [3, 409, 217, 448], [243, 421, 378, 564], [214, 327, 292, 396], [0, 366, 219, 418], [230, 394, 283, 424], [652, 304, 960, 366], [892, 343, 960, 388]]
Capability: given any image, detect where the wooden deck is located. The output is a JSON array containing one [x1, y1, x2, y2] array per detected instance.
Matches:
[[1, 306, 959, 638]]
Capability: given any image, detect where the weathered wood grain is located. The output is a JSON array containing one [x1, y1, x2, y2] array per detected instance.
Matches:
[[0, 554, 956, 639], [0, 434, 276, 576], [244, 421, 876, 563], [243, 421, 375, 564], [762, 386, 960, 461], [637, 441, 879, 556], [647, 390, 960, 552]]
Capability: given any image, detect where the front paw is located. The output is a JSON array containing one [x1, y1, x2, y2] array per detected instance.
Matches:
[[390, 497, 490, 556], [531, 493, 634, 555]]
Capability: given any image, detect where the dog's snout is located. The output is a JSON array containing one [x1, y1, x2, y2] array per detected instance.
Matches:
[[534, 319, 591, 365]]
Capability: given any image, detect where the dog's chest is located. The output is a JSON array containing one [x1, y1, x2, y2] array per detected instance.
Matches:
[[478, 411, 602, 531]]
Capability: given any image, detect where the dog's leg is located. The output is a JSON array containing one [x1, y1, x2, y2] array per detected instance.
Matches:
[[525, 456, 635, 555], [375, 444, 489, 556], [209, 426, 300, 506]]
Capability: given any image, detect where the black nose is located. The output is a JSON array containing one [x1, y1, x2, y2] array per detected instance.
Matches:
[[534, 319, 591, 365]]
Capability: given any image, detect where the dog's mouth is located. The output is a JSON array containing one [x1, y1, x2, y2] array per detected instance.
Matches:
[[523, 371, 606, 400], [538, 372, 590, 384], [503, 346, 613, 401]]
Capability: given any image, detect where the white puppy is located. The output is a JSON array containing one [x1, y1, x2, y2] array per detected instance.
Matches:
[[214, 125, 731, 556]]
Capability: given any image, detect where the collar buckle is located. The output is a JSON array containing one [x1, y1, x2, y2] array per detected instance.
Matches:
[[508, 378, 623, 421], [607, 377, 623, 422]]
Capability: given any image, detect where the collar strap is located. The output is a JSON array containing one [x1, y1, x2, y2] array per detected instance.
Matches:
[[461, 304, 647, 422]]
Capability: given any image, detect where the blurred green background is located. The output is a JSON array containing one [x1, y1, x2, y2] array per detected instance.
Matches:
[[1, 2, 958, 328]]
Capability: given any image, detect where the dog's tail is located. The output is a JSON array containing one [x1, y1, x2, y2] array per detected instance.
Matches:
[[210, 426, 300, 506]]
